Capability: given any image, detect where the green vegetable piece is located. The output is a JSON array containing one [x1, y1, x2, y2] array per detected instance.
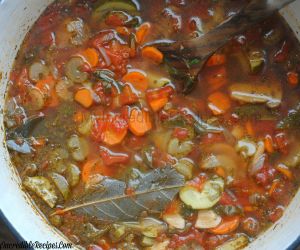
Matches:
[[110, 224, 126, 242], [248, 50, 264, 73], [49, 173, 70, 200], [179, 177, 224, 209], [23, 176, 58, 208]]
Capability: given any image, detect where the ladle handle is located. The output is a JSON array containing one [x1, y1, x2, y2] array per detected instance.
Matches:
[[163, 0, 296, 60]]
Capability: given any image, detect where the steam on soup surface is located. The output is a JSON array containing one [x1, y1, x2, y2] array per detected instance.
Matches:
[[5, 0, 300, 249]]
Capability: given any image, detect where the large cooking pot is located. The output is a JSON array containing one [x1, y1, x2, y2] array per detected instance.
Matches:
[[1, 1, 300, 249]]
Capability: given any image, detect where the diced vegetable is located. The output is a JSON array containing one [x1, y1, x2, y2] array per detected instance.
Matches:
[[215, 235, 249, 250], [129, 108, 152, 136], [145, 239, 170, 250], [56, 78, 74, 101], [279, 142, 300, 168], [206, 54, 226, 67], [140, 217, 167, 238], [25, 86, 45, 111], [109, 224, 126, 242], [66, 164, 81, 187], [174, 158, 194, 179], [23, 176, 57, 208], [36, 76, 59, 107], [142, 47, 164, 64], [208, 92, 231, 115], [179, 177, 224, 209], [92, 1, 139, 21], [150, 129, 172, 152], [78, 114, 93, 135], [287, 71, 299, 87], [277, 103, 300, 130], [195, 210, 222, 229], [146, 85, 173, 112], [209, 216, 240, 235], [65, 57, 88, 83], [249, 141, 265, 175], [67, 135, 89, 162], [236, 138, 257, 158], [49, 172, 70, 200], [66, 18, 90, 46], [229, 82, 282, 108], [248, 49, 265, 73], [140, 236, 155, 247], [80, 48, 99, 67], [29, 61, 49, 82], [136, 22, 151, 44], [75, 88, 94, 108], [122, 71, 149, 91], [163, 213, 185, 229], [168, 138, 193, 158]]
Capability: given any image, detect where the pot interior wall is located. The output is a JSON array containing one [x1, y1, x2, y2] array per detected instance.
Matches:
[[0, 1, 300, 249]]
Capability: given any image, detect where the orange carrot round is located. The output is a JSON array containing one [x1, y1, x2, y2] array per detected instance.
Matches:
[[136, 22, 151, 44], [75, 88, 93, 108], [122, 71, 149, 91], [207, 92, 231, 115], [81, 48, 99, 67], [129, 108, 152, 136], [141, 46, 163, 64], [209, 216, 240, 235]]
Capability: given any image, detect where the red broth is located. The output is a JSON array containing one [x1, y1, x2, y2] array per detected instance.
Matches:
[[5, 0, 300, 249]]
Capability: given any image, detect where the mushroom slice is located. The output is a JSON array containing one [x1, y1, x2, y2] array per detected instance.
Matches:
[[163, 213, 185, 229], [229, 82, 282, 108]]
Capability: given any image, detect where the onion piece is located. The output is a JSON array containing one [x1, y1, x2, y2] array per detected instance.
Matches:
[[195, 210, 222, 229], [215, 235, 249, 250], [163, 213, 185, 229], [67, 134, 89, 162], [29, 62, 49, 82], [229, 82, 282, 108], [55, 78, 74, 101], [236, 138, 257, 158], [249, 141, 265, 175], [65, 57, 88, 83], [49, 172, 70, 200]]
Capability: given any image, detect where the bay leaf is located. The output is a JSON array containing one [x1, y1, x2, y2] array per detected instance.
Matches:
[[58, 167, 184, 222]]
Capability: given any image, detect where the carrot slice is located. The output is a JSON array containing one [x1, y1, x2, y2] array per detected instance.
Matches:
[[209, 216, 240, 235], [129, 108, 152, 136], [146, 86, 173, 111], [276, 164, 293, 180], [122, 71, 149, 91], [36, 75, 59, 107], [136, 22, 151, 44], [206, 54, 226, 67], [207, 92, 231, 115], [75, 88, 93, 108], [82, 159, 116, 182], [141, 46, 163, 64], [102, 128, 127, 146], [264, 135, 274, 153], [81, 48, 99, 67], [81, 159, 98, 183]]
